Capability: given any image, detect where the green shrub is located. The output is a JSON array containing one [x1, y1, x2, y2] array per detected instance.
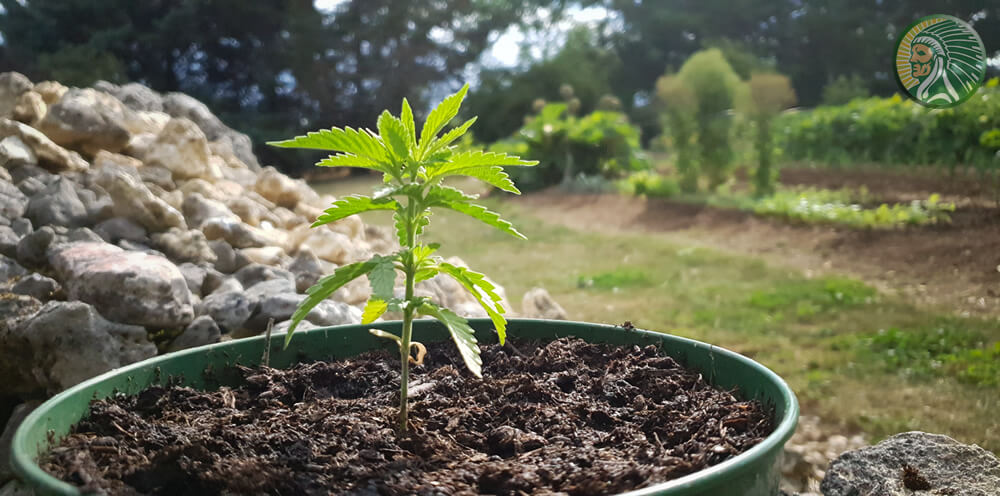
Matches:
[[655, 75, 699, 192], [620, 171, 680, 198], [678, 49, 742, 190], [821, 74, 870, 106], [495, 102, 649, 191], [748, 73, 796, 196], [777, 80, 1000, 174]]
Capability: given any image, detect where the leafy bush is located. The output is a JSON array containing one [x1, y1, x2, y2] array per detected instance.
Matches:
[[821, 74, 870, 106], [678, 49, 742, 189], [494, 102, 649, 191], [619, 170, 680, 198], [777, 80, 1000, 174], [655, 75, 699, 192], [747, 73, 796, 196]]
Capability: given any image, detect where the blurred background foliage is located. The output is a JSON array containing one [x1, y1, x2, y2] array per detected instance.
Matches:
[[0, 0, 998, 178]]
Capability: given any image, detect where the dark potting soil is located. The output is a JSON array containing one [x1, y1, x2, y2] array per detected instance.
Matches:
[[43, 337, 774, 495]]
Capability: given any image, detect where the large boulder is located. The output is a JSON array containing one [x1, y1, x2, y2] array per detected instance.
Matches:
[[199, 290, 254, 333], [181, 192, 240, 228], [0, 72, 32, 119], [142, 117, 219, 180], [12, 91, 46, 126], [166, 315, 221, 352], [821, 431, 1000, 496], [0, 136, 37, 169], [94, 166, 186, 232], [10, 273, 61, 301], [0, 226, 17, 257], [93, 217, 147, 244], [1, 301, 156, 394], [521, 287, 568, 320], [255, 166, 306, 208], [288, 247, 324, 292], [298, 229, 359, 264], [37, 88, 134, 155], [151, 227, 217, 264], [0, 119, 88, 172], [94, 81, 164, 112], [162, 92, 260, 170], [201, 217, 273, 249], [33, 81, 67, 105], [0, 178, 28, 222], [50, 242, 195, 328], [0, 289, 38, 336], [24, 177, 89, 228]]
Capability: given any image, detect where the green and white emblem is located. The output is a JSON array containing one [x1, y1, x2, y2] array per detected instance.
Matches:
[[895, 14, 986, 108]]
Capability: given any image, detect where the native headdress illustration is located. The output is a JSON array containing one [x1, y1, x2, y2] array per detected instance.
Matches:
[[896, 16, 986, 107]]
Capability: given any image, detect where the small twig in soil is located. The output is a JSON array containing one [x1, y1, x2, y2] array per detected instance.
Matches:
[[262, 318, 274, 368], [110, 421, 136, 441], [406, 381, 437, 398], [504, 340, 529, 358]]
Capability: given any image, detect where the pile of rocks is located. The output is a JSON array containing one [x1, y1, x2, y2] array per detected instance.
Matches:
[[0, 72, 562, 400]]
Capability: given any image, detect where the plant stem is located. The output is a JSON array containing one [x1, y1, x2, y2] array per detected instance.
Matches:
[[399, 266, 415, 432], [398, 199, 418, 433]]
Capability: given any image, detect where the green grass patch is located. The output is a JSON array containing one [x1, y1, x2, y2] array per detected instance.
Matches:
[[578, 268, 654, 290], [851, 325, 1000, 387]]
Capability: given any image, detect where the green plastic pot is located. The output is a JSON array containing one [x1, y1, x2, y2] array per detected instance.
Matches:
[[11, 319, 798, 495]]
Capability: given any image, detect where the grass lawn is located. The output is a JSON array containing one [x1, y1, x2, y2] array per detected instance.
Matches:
[[314, 177, 1000, 452]]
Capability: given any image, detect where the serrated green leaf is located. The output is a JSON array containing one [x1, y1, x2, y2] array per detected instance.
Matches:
[[377, 110, 410, 161], [425, 151, 536, 194], [414, 267, 438, 283], [456, 166, 521, 193], [368, 255, 397, 301], [419, 83, 469, 155], [419, 301, 481, 378], [430, 150, 538, 175], [436, 262, 508, 344], [312, 195, 399, 228], [315, 153, 388, 173], [425, 186, 525, 239], [362, 299, 389, 324], [401, 98, 416, 146], [268, 127, 389, 164], [286, 260, 378, 347], [426, 117, 477, 155]]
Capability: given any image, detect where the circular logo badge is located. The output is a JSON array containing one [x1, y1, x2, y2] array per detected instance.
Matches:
[[895, 14, 987, 108]]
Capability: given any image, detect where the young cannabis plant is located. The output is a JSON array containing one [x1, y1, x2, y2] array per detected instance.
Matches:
[[268, 84, 536, 431]]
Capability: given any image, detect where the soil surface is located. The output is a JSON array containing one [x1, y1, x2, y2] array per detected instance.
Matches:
[[518, 167, 1000, 317], [43, 338, 773, 495]]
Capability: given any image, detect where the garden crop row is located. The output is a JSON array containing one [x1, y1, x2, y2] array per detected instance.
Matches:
[[776, 79, 1000, 173]]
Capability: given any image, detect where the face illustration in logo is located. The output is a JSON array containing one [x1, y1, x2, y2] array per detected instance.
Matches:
[[895, 15, 986, 108]]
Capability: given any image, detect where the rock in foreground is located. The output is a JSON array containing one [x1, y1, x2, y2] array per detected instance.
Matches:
[[820, 431, 1000, 496]]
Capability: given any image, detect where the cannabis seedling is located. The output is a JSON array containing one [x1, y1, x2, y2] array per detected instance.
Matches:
[[268, 85, 536, 431]]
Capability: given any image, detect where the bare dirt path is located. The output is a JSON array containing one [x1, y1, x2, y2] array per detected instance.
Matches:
[[514, 189, 1000, 318]]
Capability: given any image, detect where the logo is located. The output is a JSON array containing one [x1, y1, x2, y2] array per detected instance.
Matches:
[[895, 15, 987, 108]]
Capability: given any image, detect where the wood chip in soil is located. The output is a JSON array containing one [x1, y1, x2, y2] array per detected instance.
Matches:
[[42, 337, 774, 495]]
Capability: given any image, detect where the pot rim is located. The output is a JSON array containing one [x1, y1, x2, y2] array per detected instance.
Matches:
[[11, 318, 799, 495]]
